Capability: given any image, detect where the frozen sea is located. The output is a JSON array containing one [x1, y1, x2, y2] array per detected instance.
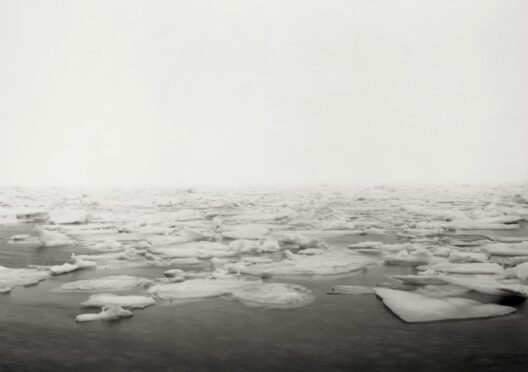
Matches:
[[2, 223, 528, 372]]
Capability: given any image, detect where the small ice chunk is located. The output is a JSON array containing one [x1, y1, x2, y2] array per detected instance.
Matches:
[[164, 269, 185, 278], [229, 239, 261, 254], [419, 262, 504, 275], [76, 305, 133, 322], [348, 241, 383, 249], [81, 294, 155, 309], [260, 236, 280, 252], [50, 263, 79, 275], [448, 251, 489, 263], [392, 275, 447, 286], [483, 242, 528, 257], [36, 226, 73, 247], [231, 283, 314, 308], [0, 286, 14, 294], [374, 288, 515, 323], [328, 285, 373, 295], [10, 234, 30, 241], [223, 226, 270, 240], [49, 209, 90, 225], [56, 275, 150, 292], [384, 249, 432, 266]]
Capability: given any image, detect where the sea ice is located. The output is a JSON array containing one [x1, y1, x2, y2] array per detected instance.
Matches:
[[56, 275, 151, 292], [49, 209, 90, 225], [76, 305, 133, 322], [0, 266, 49, 287], [230, 283, 314, 308], [328, 285, 373, 295], [36, 226, 73, 247], [222, 226, 270, 240], [260, 236, 281, 252], [439, 275, 509, 295], [374, 288, 516, 323], [80, 294, 155, 309], [148, 278, 261, 300], [226, 250, 373, 276], [419, 262, 504, 275]]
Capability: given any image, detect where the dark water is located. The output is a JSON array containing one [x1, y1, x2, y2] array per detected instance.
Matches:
[[1, 225, 528, 372]]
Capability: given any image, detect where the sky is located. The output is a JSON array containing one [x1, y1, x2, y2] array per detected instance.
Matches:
[[0, 0, 527, 187]]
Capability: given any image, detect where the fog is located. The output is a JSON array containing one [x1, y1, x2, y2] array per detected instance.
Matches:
[[0, 0, 526, 187]]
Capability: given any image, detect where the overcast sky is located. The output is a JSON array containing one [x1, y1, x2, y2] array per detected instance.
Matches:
[[0, 0, 526, 187]]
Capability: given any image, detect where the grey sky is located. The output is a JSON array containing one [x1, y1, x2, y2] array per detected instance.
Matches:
[[0, 0, 526, 186]]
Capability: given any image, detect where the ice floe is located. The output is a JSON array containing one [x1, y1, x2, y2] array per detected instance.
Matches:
[[374, 288, 516, 322], [0, 266, 49, 287], [148, 278, 261, 300], [76, 305, 133, 322], [230, 283, 314, 308], [56, 275, 151, 292], [80, 294, 155, 309]]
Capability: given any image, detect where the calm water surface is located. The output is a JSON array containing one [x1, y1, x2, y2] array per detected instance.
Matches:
[[1, 224, 528, 372]]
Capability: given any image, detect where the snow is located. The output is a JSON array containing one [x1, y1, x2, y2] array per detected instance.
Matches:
[[76, 305, 133, 322], [374, 288, 516, 323], [230, 283, 314, 308], [56, 275, 151, 292], [81, 294, 155, 309]]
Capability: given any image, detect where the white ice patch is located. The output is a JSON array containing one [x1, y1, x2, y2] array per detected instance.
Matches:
[[49, 209, 90, 225], [223, 226, 270, 240], [36, 226, 73, 247], [81, 294, 155, 309], [419, 262, 504, 275], [439, 275, 509, 295], [148, 278, 261, 300], [56, 275, 151, 292], [76, 305, 133, 322], [374, 288, 515, 323], [230, 283, 314, 308], [227, 250, 373, 276], [328, 285, 373, 295], [154, 241, 238, 258], [0, 266, 48, 287]]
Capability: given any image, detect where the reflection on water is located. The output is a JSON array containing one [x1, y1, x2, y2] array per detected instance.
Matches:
[[1, 225, 528, 372]]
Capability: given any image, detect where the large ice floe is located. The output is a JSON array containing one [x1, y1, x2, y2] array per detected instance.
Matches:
[[148, 278, 261, 300], [374, 288, 516, 323], [56, 275, 151, 292], [226, 250, 373, 277]]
